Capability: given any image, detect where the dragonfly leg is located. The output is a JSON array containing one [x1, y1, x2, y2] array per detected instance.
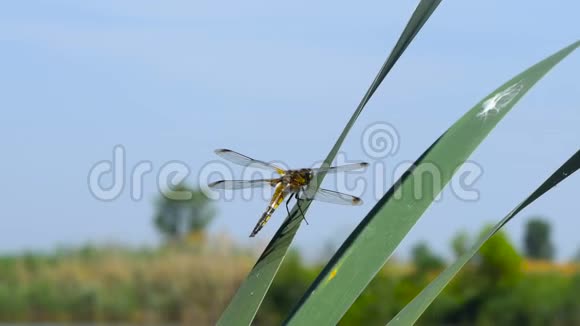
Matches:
[[285, 195, 293, 217], [294, 192, 309, 225]]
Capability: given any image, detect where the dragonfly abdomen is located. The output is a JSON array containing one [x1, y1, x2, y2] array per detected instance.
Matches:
[[251, 209, 275, 237], [250, 184, 288, 237]]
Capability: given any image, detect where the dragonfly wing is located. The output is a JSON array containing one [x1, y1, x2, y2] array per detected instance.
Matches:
[[311, 162, 369, 175], [208, 179, 275, 190], [300, 188, 363, 206], [215, 149, 285, 175]]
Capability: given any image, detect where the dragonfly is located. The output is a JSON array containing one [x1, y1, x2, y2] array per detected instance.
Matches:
[[209, 149, 368, 237]]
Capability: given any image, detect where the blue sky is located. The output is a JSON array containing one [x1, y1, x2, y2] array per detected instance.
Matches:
[[0, 1, 578, 261]]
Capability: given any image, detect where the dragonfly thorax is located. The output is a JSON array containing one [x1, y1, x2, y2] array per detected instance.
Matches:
[[282, 168, 313, 191]]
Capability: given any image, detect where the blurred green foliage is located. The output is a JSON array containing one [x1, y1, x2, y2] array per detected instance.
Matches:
[[1, 223, 579, 325], [524, 217, 555, 260], [411, 242, 446, 273], [478, 227, 523, 289]]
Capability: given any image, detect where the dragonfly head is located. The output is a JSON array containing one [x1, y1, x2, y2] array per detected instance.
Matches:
[[298, 168, 314, 185]]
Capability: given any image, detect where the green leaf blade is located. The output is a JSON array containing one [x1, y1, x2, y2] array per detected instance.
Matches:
[[285, 41, 579, 326], [217, 2, 442, 325], [388, 149, 580, 326]]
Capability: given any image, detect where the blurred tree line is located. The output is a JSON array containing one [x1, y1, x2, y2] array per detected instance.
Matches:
[[1, 184, 579, 325], [154, 184, 214, 244]]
